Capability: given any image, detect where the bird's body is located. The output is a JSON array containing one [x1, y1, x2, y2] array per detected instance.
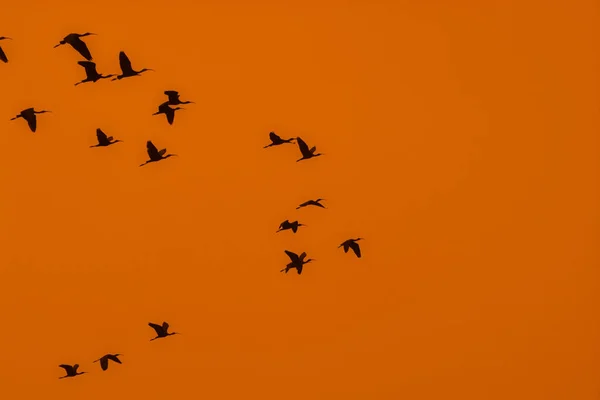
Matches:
[[149, 321, 180, 341], [296, 198, 326, 209], [264, 132, 295, 148], [93, 354, 122, 371], [295, 137, 323, 162], [153, 102, 184, 125], [339, 238, 364, 258], [113, 51, 153, 80], [75, 61, 114, 86], [90, 128, 122, 147], [10, 108, 51, 133], [164, 90, 193, 106], [54, 33, 95, 61], [58, 364, 86, 379], [276, 220, 305, 233], [140, 140, 177, 167], [280, 250, 315, 275], [0, 36, 12, 63]]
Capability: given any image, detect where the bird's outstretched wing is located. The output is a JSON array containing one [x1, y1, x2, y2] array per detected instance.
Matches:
[[107, 354, 122, 364], [100, 357, 108, 371], [119, 51, 132, 73], [343, 243, 350, 253], [297, 201, 310, 208], [146, 141, 160, 159], [73, 364, 80, 372], [166, 110, 174, 125], [296, 137, 310, 156], [96, 128, 108, 143], [148, 322, 164, 335], [72, 38, 93, 61], [59, 364, 74, 374], [164, 90, 179, 102], [284, 250, 299, 263], [0, 46, 7, 63], [269, 132, 281, 142], [297, 264, 303, 275], [349, 242, 361, 258], [162, 322, 169, 332], [299, 252, 307, 261], [158, 149, 167, 156], [309, 146, 316, 154], [27, 115, 37, 133]]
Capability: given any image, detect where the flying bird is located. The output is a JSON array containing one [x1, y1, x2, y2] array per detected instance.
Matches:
[[280, 250, 315, 275], [295, 137, 323, 162], [149, 322, 180, 341], [140, 140, 177, 167], [112, 51, 153, 80], [90, 128, 122, 147], [296, 198, 326, 209], [54, 33, 96, 61], [93, 354, 123, 371], [153, 102, 184, 125], [338, 238, 364, 258], [10, 108, 51, 133], [58, 364, 86, 379], [276, 220, 306, 234], [75, 61, 114, 86], [164, 90, 194, 105], [263, 132, 295, 148], [0, 36, 12, 63]]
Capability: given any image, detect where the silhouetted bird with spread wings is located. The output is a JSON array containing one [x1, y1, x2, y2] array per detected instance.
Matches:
[[10, 108, 51, 133], [264, 132, 295, 148], [58, 364, 87, 379], [90, 128, 122, 147], [338, 238, 364, 258], [153, 102, 184, 125], [75, 61, 114, 86], [295, 137, 323, 162], [54, 33, 96, 61], [93, 354, 123, 371], [149, 322, 180, 341], [112, 51, 153, 80], [0, 36, 12, 63], [296, 198, 326, 209], [164, 90, 194, 105], [276, 220, 306, 234], [280, 250, 315, 275], [140, 141, 177, 167]]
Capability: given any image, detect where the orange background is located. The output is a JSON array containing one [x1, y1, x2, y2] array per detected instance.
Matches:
[[0, 1, 598, 399]]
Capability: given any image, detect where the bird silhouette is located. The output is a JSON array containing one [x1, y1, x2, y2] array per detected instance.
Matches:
[[295, 137, 323, 162], [164, 90, 194, 105], [93, 354, 123, 371], [75, 61, 114, 86], [296, 198, 326, 209], [280, 250, 315, 275], [276, 220, 306, 233], [153, 102, 184, 125], [58, 364, 87, 379], [10, 108, 51, 133], [338, 238, 364, 258], [54, 33, 96, 61], [112, 51, 153, 80], [90, 128, 122, 147], [0, 36, 12, 63], [149, 322, 180, 341], [140, 140, 178, 167], [263, 132, 295, 148]]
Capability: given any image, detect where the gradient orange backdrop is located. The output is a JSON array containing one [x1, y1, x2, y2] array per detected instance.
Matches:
[[0, 1, 598, 399]]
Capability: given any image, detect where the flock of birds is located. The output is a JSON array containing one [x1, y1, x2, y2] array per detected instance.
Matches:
[[2, 31, 365, 380]]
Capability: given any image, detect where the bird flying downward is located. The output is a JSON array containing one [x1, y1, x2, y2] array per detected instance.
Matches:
[[10, 108, 51, 133], [296, 198, 326, 209], [93, 354, 123, 371], [75, 61, 114, 86], [90, 128, 122, 147], [149, 322, 180, 341], [164, 90, 194, 105], [295, 137, 323, 162], [54, 33, 96, 61], [264, 132, 295, 148], [140, 140, 178, 167], [338, 238, 364, 258], [112, 51, 153, 80], [280, 250, 315, 275], [0, 36, 13, 63], [276, 220, 306, 233], [58, 364, 87, 379], [153, 102, 184, 125]]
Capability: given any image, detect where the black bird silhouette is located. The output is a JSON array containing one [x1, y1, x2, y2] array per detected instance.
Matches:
[[0, 36, 12, 63], [93, 354, 123, 371], [90, 128, 122, 147], [276, 220, 306, 233], [112, 51, 153, 80], [338, 238, 364, 258], [54, 33, 96, 61], [296, 198, 326, 209], [153, 102, 184, 125], [164, 90, 194, 105], [58, 364, 87, 379], [149, 322, 180, 341], [10, 108, 51, 133], [263, 132, 295, 148], [280, 250, 315, 275], [295, 137, 323, 162], [140, 140, 177, 167], [75, 61, 114, 86]]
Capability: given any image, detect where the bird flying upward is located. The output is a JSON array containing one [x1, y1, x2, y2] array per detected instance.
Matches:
[[54, 33, 96, 61], [280, 250, 315, 275], [148, 322, 180, 341], [276, 220, 306, 233], [58, 364, 86, 379], [90, 128, 122, 147], [93, 354, 123, 371], [295, 137, 323, 162], [10, 108, 51, 133], [75, 61, 114, 86], [0, 36, 12, 63], [296, 198, 326, 209], [338, 238, 364, 258], [113, 51, 153, 80], [164, 90, 194, 105], [264, 132, 295, 148], [153, 102, 184, 125], [140, 140, 178, 167]]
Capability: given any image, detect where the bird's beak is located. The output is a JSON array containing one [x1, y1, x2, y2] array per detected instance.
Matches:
[[4, 37, 12, 40]]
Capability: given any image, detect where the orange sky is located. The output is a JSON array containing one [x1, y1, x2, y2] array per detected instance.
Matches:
[[0, 1, 598, 399]]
